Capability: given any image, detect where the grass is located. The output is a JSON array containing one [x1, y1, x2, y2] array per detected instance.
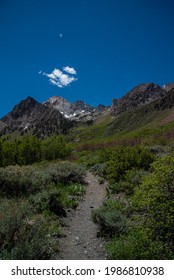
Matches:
[[0, 160, 86, 259], [70, 103, 174, 152], [1, 97, 174, 260]]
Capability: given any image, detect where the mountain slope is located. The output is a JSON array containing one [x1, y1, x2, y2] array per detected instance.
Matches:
[[111, 83, 166, 116], [105, 87, 174, 139], [44, 96, 110, 123], [0, 96, 73, 138], [154, 88, 174, 110], [71, 85, 174, 145], [1, 82, 174, 141]]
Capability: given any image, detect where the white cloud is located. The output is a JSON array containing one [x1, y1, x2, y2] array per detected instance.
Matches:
[[63, 66, 77, 75], [42, 67, 77, 88], [46, 73, 56, 79]]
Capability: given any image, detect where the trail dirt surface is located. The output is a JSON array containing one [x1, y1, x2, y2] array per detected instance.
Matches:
[[57, 172, 108, 260]]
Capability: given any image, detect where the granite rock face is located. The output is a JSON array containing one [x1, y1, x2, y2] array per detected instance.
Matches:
[[1, 81, 174, 138], [0, 96, 109, 137], [44, 96, 110, 123], [154, 88, 174, 110], [0, 96, 73, 138], [111, 83, 167, 116]]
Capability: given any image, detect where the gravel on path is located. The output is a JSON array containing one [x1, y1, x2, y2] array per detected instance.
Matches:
[[57, 172, 108, 260]]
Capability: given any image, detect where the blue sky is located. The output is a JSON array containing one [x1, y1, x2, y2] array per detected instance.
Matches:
[[0, 0, 174, 117]]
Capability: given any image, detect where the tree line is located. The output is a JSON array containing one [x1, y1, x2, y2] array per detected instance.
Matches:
[[0, 135, 72, 167]]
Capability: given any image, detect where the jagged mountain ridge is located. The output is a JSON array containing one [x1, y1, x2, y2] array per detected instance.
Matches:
[[154, 87, 174, 110], [0, 97, 73, 138], [0, 96, 109, 138], [163, 83, 174, 92], [106, 85, 174, 136], [43, 96, 109, 122], [111, 82, 173, 116], [1, 81, 174, 139]]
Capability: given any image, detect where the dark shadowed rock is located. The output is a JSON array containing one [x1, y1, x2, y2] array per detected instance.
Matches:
[[111, 83, 166, 116], [154, 88, 174, 110], [0, 96, 73, 138], [44, 96, 110, 123]]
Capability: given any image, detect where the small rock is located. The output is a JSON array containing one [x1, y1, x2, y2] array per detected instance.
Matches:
[[84, 250, 88, 254], [76, 237, 79, 242]]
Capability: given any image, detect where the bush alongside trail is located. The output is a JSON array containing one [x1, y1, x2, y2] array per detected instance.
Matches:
[[91, 146, 174, 259], [0, 161, 86, 259]]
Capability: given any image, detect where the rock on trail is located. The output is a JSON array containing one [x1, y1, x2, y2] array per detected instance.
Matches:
[[57, 172, 108, 260]]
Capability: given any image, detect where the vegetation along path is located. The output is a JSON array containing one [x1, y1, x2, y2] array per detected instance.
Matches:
[[57, 172, 108, 260]]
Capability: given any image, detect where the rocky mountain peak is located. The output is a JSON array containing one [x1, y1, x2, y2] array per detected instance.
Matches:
[[43, 95, 109, 122], [111, 82, 166, 115], [17, 96, 39, 108], [73, 100, 94, 112], [44, 95, 69, 105], [0, 96, 73, 138], [43, 95, 74, 116], [1, 80, 174, 138], [127, 83, 164, 97], [155, 87, 174, 110], [163, 83, 174, 92], [2, 96, 41, 121]]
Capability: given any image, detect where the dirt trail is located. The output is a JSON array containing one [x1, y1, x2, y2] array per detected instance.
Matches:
[[57, 172, 108, 260]]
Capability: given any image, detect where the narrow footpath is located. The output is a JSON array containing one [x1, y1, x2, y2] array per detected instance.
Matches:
[[57, 172, 108, 260]]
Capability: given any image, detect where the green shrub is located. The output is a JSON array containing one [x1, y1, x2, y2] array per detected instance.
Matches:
[[1, 141, 18, 166], [0, 165, 52, 197], [0, 162, 86, 197], [66, 183, 85, 197], [30, 182, 85, 215], [110, 180, 130, 194], [106, 155, 174, 260], [0, 135, 72, 167], [29, 186, 66, 216], [92, 199, 128, 237], [107, 146, 155, 182], [106, 227, 173, 260], [98, 148, 112, 163], [106, 227, 169, 260], [41, 135, 72, 161], [45, 161, 86, 185], [77, 151, 101, 168], [0, 165, 33, 197], [60, 183, 85, 209], [0, 199, 29, 250], [106, 228, 148, 259], [132, 155, 174, 255], [0, 199, 60, 259], [110, 168, 148, 195], [1, 216, 60, 260], [90, 162, 107, 177], [18, 135, 41, 165]]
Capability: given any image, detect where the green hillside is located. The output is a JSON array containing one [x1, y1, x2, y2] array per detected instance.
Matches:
[[70, 96, 174, 151], [1, 94, 174, 260]]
